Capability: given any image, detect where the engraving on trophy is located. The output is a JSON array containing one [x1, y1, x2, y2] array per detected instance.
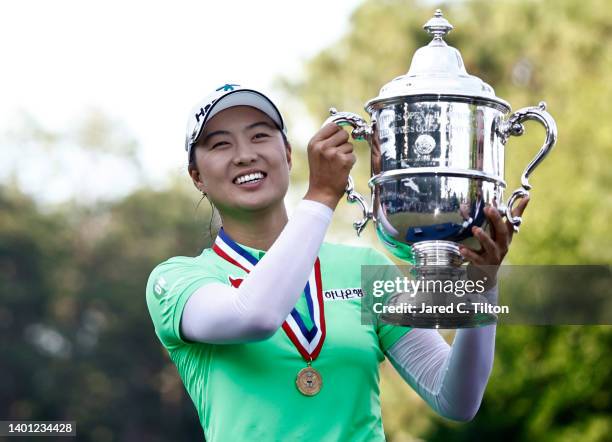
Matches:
[[378, 112, 395, 126], [414, 134, 436, 155], [395, 111, 442, 134], [444, 109, 478, 136]]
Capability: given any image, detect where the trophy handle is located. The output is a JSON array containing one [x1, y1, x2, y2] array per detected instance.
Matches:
[[323, 108, 373, 236], [499, 101, 558, 232]]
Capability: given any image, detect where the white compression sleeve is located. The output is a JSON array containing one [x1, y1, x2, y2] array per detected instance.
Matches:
[[180, 199, 333, 344], [385, 299, 497, 422]]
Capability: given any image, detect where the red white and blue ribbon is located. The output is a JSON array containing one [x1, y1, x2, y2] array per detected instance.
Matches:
[[212, 228, 326, 361]]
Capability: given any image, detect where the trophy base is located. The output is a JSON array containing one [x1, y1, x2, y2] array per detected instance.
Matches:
[[379, 240, 498, 329], [412, 240, 464, 266]]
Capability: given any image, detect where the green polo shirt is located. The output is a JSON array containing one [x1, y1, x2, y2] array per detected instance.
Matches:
[[146, 242, 411, 441]]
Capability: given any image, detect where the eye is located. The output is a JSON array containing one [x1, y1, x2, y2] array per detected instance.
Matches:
[[211, 140, 229, 149], [254, 132, 270, 139]]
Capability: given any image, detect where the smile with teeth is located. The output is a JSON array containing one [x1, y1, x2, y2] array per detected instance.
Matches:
[[234, 172, 266, 185]]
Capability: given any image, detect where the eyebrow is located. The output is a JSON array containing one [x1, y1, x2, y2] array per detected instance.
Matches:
[[201, 121, 277, 145]]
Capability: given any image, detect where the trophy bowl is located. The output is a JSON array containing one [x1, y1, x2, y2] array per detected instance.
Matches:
[[325, 10, 558, 328]]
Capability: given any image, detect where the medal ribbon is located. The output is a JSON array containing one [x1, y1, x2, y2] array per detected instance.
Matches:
[[212, 228, 326, 361]]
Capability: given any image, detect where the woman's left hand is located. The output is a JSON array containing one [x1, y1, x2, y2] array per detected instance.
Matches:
[[458, 197, 530, 284]]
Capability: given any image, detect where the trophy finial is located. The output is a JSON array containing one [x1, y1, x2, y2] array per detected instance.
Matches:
[[423, 9, 453, 41]]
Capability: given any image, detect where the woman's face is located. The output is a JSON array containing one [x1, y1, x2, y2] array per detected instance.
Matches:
[[190, 106, 291, 215]]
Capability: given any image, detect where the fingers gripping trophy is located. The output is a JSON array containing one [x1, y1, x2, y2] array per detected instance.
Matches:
[[324, 10, 558, 328]]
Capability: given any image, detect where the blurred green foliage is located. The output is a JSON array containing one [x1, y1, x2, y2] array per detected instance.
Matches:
[[0, 185, 212, 441], [1, 1, 611, 441], [287, 0, 612, 440]]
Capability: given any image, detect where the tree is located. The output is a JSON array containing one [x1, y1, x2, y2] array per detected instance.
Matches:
[[286, 0, 612, 440], [0, 184, 214, 441]]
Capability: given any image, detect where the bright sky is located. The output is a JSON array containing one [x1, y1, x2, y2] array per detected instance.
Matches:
[[0, 0, 363, 203]]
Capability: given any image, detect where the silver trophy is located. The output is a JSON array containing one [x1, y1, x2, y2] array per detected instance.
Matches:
[[325, 10, 558, 328]]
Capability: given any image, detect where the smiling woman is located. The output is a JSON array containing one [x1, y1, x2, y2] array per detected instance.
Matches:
[[189, 106, 292, 219], [145, 83, 504, 442]]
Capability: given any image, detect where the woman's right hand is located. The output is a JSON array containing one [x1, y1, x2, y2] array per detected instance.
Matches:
[[304, 123, 356, 210]]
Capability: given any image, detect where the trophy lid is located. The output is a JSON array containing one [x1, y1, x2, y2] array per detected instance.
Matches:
[[366, 9, 509, 111]]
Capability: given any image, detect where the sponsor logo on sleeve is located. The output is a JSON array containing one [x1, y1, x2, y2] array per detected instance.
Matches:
[[153, 277, 168, 298]]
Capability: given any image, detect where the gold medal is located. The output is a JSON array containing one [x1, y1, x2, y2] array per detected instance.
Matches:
[[296, 364, 322, 396], [212, 230, 327, 397]]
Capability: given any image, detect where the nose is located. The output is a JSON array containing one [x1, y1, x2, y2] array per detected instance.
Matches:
[[232, 140, 257, 166]]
